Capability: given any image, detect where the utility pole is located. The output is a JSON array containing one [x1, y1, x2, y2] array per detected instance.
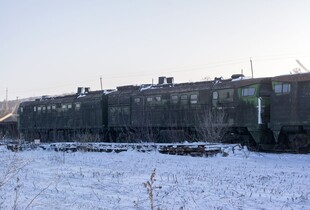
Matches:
[[5, 88, 8, 113], [100, 76, 103, 91], [250, 58, 254, 78]]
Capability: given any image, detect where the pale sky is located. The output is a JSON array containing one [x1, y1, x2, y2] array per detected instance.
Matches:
[[1, 0, 310, 100]]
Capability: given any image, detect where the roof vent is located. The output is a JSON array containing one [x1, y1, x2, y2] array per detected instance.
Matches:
[[84, 87, 90, 93], [214, 77, 223, 81], [167, 77, 174, 84], [231, 74, 244, 79], [158, 76, 167, 85], [77, 87, 84, 94], [77, 87, 90, 95]]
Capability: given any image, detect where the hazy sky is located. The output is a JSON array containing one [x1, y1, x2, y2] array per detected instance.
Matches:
[[1, 0, 310, 100]]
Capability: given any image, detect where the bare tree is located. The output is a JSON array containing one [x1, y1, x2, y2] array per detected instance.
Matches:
[[0, 153, 29, 209], [0, 154, 28, 189], [196, 108, 227, 143]]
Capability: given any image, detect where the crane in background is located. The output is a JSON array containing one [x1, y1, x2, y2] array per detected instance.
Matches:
[[296, 59, 309, 72]]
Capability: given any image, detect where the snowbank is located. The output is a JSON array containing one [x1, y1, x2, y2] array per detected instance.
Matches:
[[0, 148, 309, 209]]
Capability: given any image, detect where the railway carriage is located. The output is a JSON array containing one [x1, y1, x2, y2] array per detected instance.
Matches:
[[270, 73, 310, 152], [108, 75, 274, 146], [130, 78, 214, 142], [18, 88, 109, 142], [106, 79, 214, 142]]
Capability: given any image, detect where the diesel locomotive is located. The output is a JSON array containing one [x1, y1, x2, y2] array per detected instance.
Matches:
[[17, 73, 310, 153]]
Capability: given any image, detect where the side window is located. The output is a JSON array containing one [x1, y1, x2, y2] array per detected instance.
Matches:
[[62, 104, 67, 111], [146, 97, 153, 103], [242, 87, 256, 96], [155, 96, 161, 102], [180, 94, 188, 104], [171, 95, 178, 104], [155, 96, 162, 105], [146, 96, 161, 105], [283, 84, 291, 93], [75, 103, 81, 110], [213, 92, 218, 100], [218, 89, 234, 102], [134, 97, 141, 103], [274, 84, 282, 93], [274, 83, 291, 94], [190, 94, 198, 104], [34, 106, 37, 112]]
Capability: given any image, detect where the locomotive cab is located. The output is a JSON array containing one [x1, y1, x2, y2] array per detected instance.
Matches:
[[270, 73, 310, 152], [212, 77, 274, 148]]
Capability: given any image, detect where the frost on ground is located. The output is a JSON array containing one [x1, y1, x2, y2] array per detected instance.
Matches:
[[0, 146, 309, 210]]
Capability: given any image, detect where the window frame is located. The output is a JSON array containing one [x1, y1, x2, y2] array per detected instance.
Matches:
[[171, 94, 179, 104], [274, 83, 291, 94], [134, 97, 141, 103], [242, 87, 256, 97], [180, 94, 188, 104], [213, 92, 218, 100], [155, 96, 161, 102], [190, 94, 198, 104], [146, 97, 153, 103]]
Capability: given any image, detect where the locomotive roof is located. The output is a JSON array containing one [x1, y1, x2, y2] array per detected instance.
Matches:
[[19, 75, 272, 106], [138, 80, 215, 94], [212, 77, 271, 89], [110, 76, 271, 96], [138, 77, 271, 93], [272, 72, 310, 82], [20, 90, 107, 106]]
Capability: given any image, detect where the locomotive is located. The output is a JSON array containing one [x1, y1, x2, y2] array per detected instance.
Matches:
[[17, 73, 310, 153]]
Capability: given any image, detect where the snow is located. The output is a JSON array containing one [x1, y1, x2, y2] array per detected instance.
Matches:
[[231, 76, 252, 82], [139, 85, 153, 92], [103, 89, 117, 95], [0, 146, 309, 210]]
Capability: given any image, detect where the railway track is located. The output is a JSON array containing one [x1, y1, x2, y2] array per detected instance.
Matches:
[[4, 141, 242, 157]]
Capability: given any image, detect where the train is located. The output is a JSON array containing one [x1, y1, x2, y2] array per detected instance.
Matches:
[[13, 73, 310, 153]]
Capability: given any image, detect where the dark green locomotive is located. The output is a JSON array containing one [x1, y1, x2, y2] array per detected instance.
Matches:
[[17, 73, 310, 153], [106, 75, 273, 147], [270, 73, 310, 152], [18, 88, 108, 141]]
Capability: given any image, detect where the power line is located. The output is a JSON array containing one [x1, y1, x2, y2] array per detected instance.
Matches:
[[5, 53, 310, 99]]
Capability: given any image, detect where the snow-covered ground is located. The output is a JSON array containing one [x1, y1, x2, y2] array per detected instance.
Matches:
[[0, 145, 309, 210]]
